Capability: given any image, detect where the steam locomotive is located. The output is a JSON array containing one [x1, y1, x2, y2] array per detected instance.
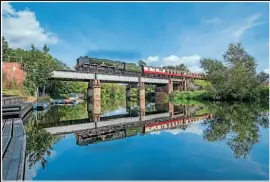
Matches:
[[75, 56, 203, 79]]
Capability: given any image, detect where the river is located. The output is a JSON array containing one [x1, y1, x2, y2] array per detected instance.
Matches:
[[23, 98, 269, 180]]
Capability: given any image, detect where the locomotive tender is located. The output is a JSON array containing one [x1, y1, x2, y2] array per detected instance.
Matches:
[[75, 56, 203, 79]]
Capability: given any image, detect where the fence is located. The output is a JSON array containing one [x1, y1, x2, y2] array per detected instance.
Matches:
[[2, 96, 27, 106]]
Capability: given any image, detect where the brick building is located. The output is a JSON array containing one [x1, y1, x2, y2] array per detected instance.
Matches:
[[2, 62, 26, 86]]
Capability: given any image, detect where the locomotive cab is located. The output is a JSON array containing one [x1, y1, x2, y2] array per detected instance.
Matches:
[[76, 56, 90, 68]]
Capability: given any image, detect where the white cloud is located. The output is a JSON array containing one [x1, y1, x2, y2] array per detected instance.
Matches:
[[144, 56, 159, 63], [150, 131, 161, 135], [149, 121, 204, 136], [263, 68, 269, 74], [144, 54, 203, 73], [231, 13, 263, 41], [2, 2, 58, 48], [165, 122, 203, 136]]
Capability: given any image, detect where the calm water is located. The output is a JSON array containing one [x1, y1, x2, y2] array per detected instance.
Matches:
[[24, 99, 269, 180]]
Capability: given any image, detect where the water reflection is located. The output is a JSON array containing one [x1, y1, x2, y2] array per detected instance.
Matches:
[[202, 102, 269, 159], [24, 99, 269, 180]]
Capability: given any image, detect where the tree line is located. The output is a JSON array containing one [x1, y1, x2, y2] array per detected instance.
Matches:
[[2, 37, 156, 99], [3, 36, 86, 98]]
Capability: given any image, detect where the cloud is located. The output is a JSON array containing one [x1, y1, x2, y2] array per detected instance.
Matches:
[[144, 54, 203, 73], [149, 121, 204, 136], [144, 12, 267, 73], [263, 68, 269, 74], [165, 122, 203, 136], [150, 131, 161, 135], [102, 107, 128, 117], [231, 13, 263, 41], [144, 56, 160, 63], [2, 2, 59, 49]]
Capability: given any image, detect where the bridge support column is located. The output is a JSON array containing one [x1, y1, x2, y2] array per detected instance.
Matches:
[[183, 79, 187, 91], [167, 79, 173, 94], [155, 85, 168, 103], [169, 102, 174, 117], [139, 78, 146, 114], [126, 83, 131, 99], [87, 80, 101, 122], [87, 80, 101, 101], [174, 83, 183, 92]]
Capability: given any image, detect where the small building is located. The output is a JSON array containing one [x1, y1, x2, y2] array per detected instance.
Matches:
[[2, 62, 26, 86]]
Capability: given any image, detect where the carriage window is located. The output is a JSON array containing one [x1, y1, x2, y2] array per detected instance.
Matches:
[[148, 68, 150, 71]]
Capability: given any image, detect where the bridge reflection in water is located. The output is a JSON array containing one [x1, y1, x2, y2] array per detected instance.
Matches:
[[31, 99, 211, 146], [47, 100, 211, 146]]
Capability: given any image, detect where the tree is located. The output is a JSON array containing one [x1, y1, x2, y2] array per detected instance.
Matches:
[[256, 72, 269, 84], [43, 44, 50, 54], [200, 43, 261, 101], [2, 37, 11, 61], [176, 63, 189, 72], [163, 64, 189, 72], [138, 60, 146, 66]]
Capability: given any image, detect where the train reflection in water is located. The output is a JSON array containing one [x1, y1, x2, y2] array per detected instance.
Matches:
[[75, 112, 212, 146]]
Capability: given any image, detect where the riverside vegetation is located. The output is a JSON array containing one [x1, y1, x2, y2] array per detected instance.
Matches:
[[2, 37, 154, 100], [172, 43, 269, 103], [2, 36, 268, 102]]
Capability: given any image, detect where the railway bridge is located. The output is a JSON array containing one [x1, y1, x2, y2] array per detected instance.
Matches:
[[49, 70, 201, 96], [49, 70, 202, 119]]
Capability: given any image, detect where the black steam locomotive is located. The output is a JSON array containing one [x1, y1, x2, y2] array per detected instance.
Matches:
[[75, 56, 135, 75]]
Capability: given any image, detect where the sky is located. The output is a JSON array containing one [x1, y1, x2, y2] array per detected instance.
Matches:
[[2, 2, 269, 73]]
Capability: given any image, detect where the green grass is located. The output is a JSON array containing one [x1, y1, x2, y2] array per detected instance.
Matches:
[[172, 99, 206, 106], [193, 80, 211, 89], [3, 88, 30, 97], [51, 94, 69, 100], [37, 96, 51, 102], [195, 107, 210, 115], [172, 90, 206, 101]]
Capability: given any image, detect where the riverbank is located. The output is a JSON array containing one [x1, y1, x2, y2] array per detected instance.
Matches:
[[171, 85, 269, 102]]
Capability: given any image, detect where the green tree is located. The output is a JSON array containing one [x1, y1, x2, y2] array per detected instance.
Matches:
[[138, 60, 146, 66], [2, 37, 11, 61], [163, 64, 189, 72], [200, 43, 263, 101], [256, 72, 269, 84]]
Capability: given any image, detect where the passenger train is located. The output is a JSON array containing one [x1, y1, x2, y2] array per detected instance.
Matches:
[[75, 56, 203, 79]]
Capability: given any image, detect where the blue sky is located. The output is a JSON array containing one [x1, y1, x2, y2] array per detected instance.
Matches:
[[2, 2, 269, 73]]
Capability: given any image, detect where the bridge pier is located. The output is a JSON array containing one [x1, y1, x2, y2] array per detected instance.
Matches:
[[139, 82, 146, 113], [138, 77, 146, 117], [126, 84, 131, 100], [87, 80, 101, 101], [154, 80, 172, 103], [168, 79, 173, 94], [87, 80, 101, 122], [183, 79, 187, 91], [169, 102, 174, 117]]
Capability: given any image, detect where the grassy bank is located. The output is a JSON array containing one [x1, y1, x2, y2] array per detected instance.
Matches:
[[171, 91, 206, 101], [171, 85, 269, 103]]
